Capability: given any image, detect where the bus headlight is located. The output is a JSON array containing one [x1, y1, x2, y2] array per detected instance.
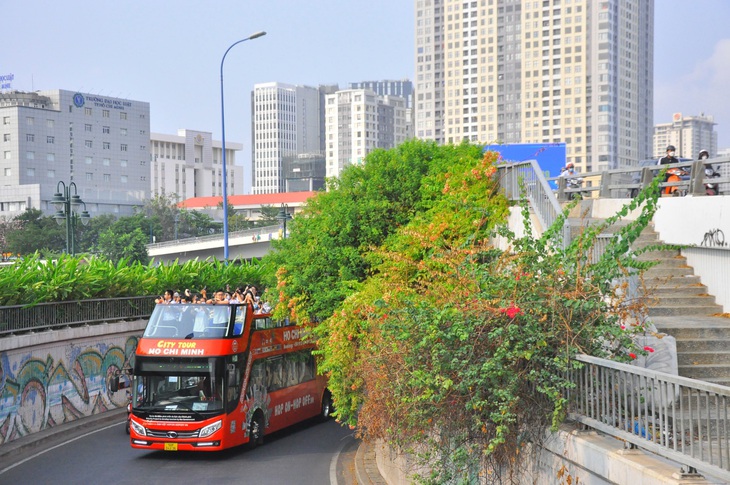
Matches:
[[199, 420, 222, 438], [130, 419, 147, 436]]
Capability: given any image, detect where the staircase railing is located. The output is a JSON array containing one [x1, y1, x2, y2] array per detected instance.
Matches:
[[570, 353, 730, 481], [496, 160, 571, 248]]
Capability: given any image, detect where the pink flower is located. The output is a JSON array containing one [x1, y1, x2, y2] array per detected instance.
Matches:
[[620, 324, 626, 330], [629, 353, 637, 360], [643, 346, 655, 353]]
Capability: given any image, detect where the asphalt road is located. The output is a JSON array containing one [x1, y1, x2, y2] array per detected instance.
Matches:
[[0, 416, 358, 485]]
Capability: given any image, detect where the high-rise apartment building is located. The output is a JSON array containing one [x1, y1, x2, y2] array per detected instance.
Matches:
[[150, 129, 243, 200], [653, 113, 717, 159], [0, 89, 150, 218], [350, 80, 415, 139], [414, 0, 654, 173], [251, 82, 323, 194], [324, 89, 408, 179]]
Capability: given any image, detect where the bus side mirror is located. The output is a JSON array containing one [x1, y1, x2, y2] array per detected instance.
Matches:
[[110, 375, 120, 392]]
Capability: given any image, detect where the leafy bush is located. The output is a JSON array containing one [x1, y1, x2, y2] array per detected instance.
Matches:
[[0, 254, 271, 306], [311, 151, 662, 482]]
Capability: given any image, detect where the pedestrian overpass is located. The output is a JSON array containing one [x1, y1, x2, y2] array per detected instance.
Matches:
[[147, 225, 282, 262]]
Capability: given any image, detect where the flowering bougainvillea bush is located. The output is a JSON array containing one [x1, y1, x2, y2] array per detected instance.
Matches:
[[271, 140, 665, 483], [318, 167, 663, 482]]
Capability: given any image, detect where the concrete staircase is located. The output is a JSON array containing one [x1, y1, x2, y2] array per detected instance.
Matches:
[[632, 224, 730, 386]]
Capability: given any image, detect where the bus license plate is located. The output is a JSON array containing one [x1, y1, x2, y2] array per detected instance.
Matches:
[[164, 443, 178, 451]]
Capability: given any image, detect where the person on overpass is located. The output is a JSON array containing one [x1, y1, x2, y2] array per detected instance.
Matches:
[[659, 145, 679, 165]]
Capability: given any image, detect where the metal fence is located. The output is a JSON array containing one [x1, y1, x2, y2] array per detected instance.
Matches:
[[542, 155, 730, 201], [146, 225, 281, 251], [496, 159, 571, 248], [0, 296, 157, 336], [569, 354, 730, 481]]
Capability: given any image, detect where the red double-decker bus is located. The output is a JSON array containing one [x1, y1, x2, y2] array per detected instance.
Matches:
[[121, 303, 332, 451]]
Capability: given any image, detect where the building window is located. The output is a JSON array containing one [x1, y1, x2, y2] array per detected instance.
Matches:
[[103, 126, 110, 134], [102, 109, 110, 118], [47, 169, 55, 178], [103, 142, 110, 150], [140, 145, 146, 151], [3, 134, 9, 142], [120, 144, 127, 151], [47, 153, 55, 161], [85, 156, 93, 164], [120, 175, 128, 183], [85, 107, 92, 115], [26, 117, 34, 125], [26, 151, 34, 160], [85, 124, 92, 132], [47, 119, 54, 128], [3, 168, 10, 177], [47, 136, 55, 144], [140, 160, 145, 165], [120, 128, 127, 136], [120, 112, 127, 120], [3, 151, 10, 159], [2, 117, 9, 125], [85, 140, 93, 148], [26, 168, 35, 177], [140, 176, 146, 181], [86, 172, 93, 181], [103, 173, 111, 182], [103, 158, 110, 166], [26, 134, 35, 142], [120, 159, 127, 167]]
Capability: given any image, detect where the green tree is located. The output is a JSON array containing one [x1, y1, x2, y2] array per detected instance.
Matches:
[[97, 226, 149, 264], [5, 209, 65, 255], [265, 139, 485, 321]]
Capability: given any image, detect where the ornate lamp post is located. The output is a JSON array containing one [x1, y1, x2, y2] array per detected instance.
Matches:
[[51, 181, 91, 256], [276, 203, 293, 239], [220, 30, 267, 262]]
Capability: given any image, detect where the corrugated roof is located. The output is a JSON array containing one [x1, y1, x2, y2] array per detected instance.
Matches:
[[178, 191, 318, 209]]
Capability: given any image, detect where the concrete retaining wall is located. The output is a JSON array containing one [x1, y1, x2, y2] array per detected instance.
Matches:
[[374, 425, 718, 484], [0, 320, 145, 445]]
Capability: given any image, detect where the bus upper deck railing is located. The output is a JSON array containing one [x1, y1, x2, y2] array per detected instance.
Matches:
[[570, 353, 730, 481], [0, 296, 157, 336]]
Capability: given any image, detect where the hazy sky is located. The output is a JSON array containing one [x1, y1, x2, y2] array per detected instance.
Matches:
[[3, 0, 730, 180]]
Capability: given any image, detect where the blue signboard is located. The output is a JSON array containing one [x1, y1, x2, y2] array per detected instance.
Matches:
[[484, 142, 567, 181]]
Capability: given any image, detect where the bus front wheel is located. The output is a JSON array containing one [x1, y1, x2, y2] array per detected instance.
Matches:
[[248, 412, 265, 450]]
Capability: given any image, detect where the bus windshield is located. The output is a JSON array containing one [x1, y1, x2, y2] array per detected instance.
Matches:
[[144, 304, 242, 339], [133, 358, 225, 415]]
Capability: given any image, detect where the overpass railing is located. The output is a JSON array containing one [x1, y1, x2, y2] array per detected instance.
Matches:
[[496, 159, 571, 248], [569, 353, 730, 481], [540, 155, 730, 201], [147, 225, 281, 251], [0, 296, 157, 336]]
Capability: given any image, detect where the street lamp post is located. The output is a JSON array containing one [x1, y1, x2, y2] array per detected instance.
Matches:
[[220, 30, 267, 262], [51, 181, 91, 256], [277, 203, 293, 239], [174, 212, 180, 240]]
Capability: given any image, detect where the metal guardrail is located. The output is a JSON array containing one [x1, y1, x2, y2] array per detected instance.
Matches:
[[569, 354, 730, 481], [0, 296, 157, 336], [540, 155, 730, 201], [496, 159, 571, 248], [146, 224, 282, 251]]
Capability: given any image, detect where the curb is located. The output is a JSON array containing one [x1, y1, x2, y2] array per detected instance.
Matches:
[[354, 440, 388, 484], [0, 408, 127, 469]]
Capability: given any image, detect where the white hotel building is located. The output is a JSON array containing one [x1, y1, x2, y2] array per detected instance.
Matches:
[[150, 129, 243, 201], [0, 89, 150, 218], [251, 82, 322, 194], [324, 89, 408, 179]]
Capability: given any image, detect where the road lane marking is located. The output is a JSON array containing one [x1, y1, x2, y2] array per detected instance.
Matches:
[[0, 421, 123, 475]]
